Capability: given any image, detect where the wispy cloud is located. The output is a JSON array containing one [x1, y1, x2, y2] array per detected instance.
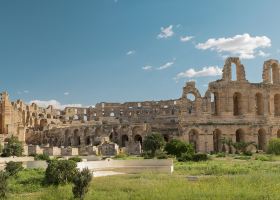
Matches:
[[157, 25, 174, 39], [29, 100, 82, 110], [258, 50, 270, 57], [64, 92, 70, 96], [126, 50, 136, 55], [180, 36, 193, 42], [196, 33, 271, 59], [142, 65, 153, 71], [175, 66, 222, 80], [157, 61, 175, 70]]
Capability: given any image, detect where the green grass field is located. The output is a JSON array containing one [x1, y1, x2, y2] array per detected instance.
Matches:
[[6, 155, 280, 200]]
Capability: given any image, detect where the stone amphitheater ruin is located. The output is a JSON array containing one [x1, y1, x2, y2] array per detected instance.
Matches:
[[1, 57, 280, 156]]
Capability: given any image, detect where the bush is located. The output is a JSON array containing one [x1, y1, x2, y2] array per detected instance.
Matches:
[[267, 138, 280, 155], [72, 168, 92, 200], [177, 152, 193, 162], [141, 152, 153, 159], [114, 152, 128, 159], [165, 139, 194, 158], [155, 150, 169, 159], [44, 160, 78, 185], [143, 133, 165, 157], [69, 157, 82, 163], [0, 171, 8, 199], [192, 153, 208, 162], [34, 153, 50, 161], [216, 152, 226, 158], [2, 136, 23, 157], [5, 161, 23, 176]]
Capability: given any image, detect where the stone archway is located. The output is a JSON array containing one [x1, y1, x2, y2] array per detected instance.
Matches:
[[213, 129, 222, 152], [236, 129, 245, 142]]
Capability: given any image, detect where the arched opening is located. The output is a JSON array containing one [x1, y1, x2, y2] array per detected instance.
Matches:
[[211, 92, 219, 115], [163, 134, 169, 142], [64, 129, 70, 146], [258, 129, 266, 150], [186, 93, 196, 114], [233, 92, 242, 116], [47, 114, 51, 119], [121, 135, 129, 147], [231, 63, 237, 81], [255, 93, 264, 115], [134, 134, 143, 146], [110, 112, 115, 117], [73, 129, 80, 146], [277, 130, 280, 138], [189, 129, 199, 152], [274, 94, 280, 116], [213, 129, 222, 152], [236, 129, 245, 142], [85, 136, 91, 145]]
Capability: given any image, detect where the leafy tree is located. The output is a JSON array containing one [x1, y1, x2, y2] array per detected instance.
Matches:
[[5, 161, 23, 176], [143, 133, 165, 157], [165, 139, 194, 158], [69, 156, 82, 163], [220, 138, 234, 154], [72, 168, 92, 200], [2, 136, 23, 157], [0, 171, 8, 199], [44, 159, 78, 185]]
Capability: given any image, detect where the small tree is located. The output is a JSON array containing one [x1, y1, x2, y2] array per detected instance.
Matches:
[[5, 161, 23, 176], [165, 139, 194, 158], [143, 133, 165, 157], [2, 136, 23, 157], [45, 159, 78, 185], [233, 141, 255, 154], [0, 171, 8, 199], [72, 168, 92, 200]]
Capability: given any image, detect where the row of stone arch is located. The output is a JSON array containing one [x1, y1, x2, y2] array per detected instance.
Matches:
[[188, 128, 279, 152]]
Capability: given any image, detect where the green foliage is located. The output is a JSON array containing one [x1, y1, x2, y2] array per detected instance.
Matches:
[[233, 141, 255, 154], [2, 136, 23, 157], [44, 160, 78, 185], [234, 156, 251, 160], [216, 152, 226, 158], [34, 153, 50, 161], [221, 138, 234, 154], [0, 143, 3, 155], [0, 171, 8, 199], [255, 155, 273, 161], [5, 161, 23, 176], [164, 139, 194, 158], [178, 153, 208, 162], [68, 157, 83, 163], [267, 138, 280, 155], [155, 150, 169, 159], [72, 168, 92, 200], [143, 133, 165, 157], [114, 152, 128, 159]]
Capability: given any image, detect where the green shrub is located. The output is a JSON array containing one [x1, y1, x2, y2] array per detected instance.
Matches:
[[255, 155, 273, 161], [44, 160, 78, 185], [2, 136, 23, 157], [234, 156, 251, 160], [68, 156, 82, 163], [141, 152, 153, 159], [164, 139, 194, 158], [114, 152, 128, 159], [5, 161, 23, 176], [216, 152, 226, 158], [192, 153, 208, 162], [177, 152, 193, 162], [267, 138, 280, 155], [155, 150, 168, 159], [0, 171, 8, 199], [34, 153, 50, 161], [72, 168, 92, 200], [143, 133, 165, 157]]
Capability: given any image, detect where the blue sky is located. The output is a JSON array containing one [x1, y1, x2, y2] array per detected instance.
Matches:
[[0, 0, 280, 108]]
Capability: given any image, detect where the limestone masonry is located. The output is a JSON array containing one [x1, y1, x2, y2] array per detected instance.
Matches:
[[1, 57, 280, 155]]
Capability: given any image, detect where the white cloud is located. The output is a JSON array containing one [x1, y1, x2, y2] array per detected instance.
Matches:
[[175, 66, 222, 80], [258, 50, 270, 57], [142, 65, 153, 71], [157, 61, 174, 70], [180, 36, 193, 42], [196, 33, 271, 59], [29, 100, 82, 110], [126, 50, 136, 55], [157, 25, 174, 39], [64, 92, 70, 96]]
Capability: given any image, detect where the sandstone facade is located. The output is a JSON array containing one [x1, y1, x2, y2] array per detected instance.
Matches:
[[1, 57, 280, 154]]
